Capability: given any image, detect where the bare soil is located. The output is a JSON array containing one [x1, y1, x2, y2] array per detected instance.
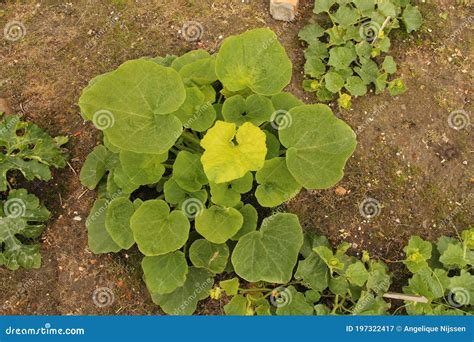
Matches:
[[0, 0, 472, 315]]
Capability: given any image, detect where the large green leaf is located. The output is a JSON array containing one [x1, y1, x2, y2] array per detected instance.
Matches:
[[279, 104, 357, 189], [295, 253, 329, 292], [200, 121, 267, 183], [142, 251, 188, 295], [79, 59, 186, 154], [172, 86, 216, 132], [151, 267, 213, 315], [0, 189, 50, 270], [105, 197, 135, 249], [119, 150, 167, 185], [402, 4, 422, 33], [299, 24, 325, 45], [231, 204, 258, 241], [231, 213, 303, 283], [86, 199, 122, 254], [130, 200, 190, 256], [345, 261, 369, 287], [178, 56, 218, 85], [224, 295, 248, 315], [80, 145, 112, 190], [189, 239, 229, 273], [215, 28, 292, 95], [255, 157, 301, 207], [313, 0, 335, 13], [275, 286, 314, 315], [172, 151, 207, 192], [195, 206, 243, 244]]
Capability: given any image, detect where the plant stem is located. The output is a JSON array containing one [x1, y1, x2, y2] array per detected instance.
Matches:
[[176, 144, 198, 153], [238, 288, 273, 293], [182, 131, 201, 146]]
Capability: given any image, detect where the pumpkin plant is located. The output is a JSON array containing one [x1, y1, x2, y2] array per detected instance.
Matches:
[[79, 28, 357, 315], [402, 229, 474, 315], [0, 113, 68, 270], [219, 231, 392, 315], [300, 0, 422, 109]]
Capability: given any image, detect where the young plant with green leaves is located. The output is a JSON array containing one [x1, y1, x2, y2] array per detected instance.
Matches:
[[0, 113, 68, 270], [299, 0, 422, 108], [401, 229, 474, 315], [79, 28, 357, 315], [218, 232, 392, 315]]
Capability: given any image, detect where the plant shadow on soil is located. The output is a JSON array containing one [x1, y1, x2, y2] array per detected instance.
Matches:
[[0, 0, 472, 315]]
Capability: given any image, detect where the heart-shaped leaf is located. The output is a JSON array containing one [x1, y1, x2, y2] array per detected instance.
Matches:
[[79, 59, 185, 154], [231, 213, 303, 283], [195, 206, 243, 244], [255, 157, 302, 207], [172, 86, 216, 132], [189, 239, 229, 273], [131, 200, 190, 256], [231, 204, 258, 241], [86, 199, 121, 254], [222, 94, 274, 126], [119, 150, 167, 185], [105, 197, 135, 249], [215, 28, 292, 95], [275, 286, 314, 315], [151, 267, 213, 315], [178, 57, 217, 85], [142, 251, 188, 294], [201, 121, 266, 183], [172, 151, 208, 193], [79, 145, 114, 190], [209, 172, 253, 207], [279, 104, 357, 189], [295, 253, 329, 291]]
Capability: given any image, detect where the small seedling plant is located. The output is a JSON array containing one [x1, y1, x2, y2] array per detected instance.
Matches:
[[0, 113, 68, 270], [299, 0, 422, 108], [79, 28, 358, 315], [402, 229, 474, 315], [218, 232, 392, 315]]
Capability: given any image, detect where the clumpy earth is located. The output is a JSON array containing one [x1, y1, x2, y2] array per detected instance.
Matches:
[[0, 0, 472, 315]]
